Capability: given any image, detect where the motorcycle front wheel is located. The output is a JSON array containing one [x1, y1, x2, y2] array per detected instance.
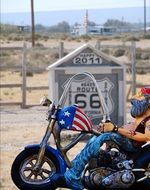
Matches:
[[11, 146, 62, 190]]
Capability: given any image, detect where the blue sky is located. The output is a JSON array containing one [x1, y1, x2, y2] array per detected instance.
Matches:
[[1, 0, 150, 13]]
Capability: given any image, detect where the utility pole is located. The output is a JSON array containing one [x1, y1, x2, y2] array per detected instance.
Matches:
[[31, 0, 35, 47], [144, 0, 146, 33]]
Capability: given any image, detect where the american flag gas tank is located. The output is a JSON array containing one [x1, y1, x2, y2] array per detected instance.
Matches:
[[56, 105, 93, 132]]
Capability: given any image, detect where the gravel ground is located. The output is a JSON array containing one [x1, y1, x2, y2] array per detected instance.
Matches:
[[0, 106, 48, 189]]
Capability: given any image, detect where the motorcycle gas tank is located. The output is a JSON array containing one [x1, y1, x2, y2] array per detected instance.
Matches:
[[56, 105, 93, 132]]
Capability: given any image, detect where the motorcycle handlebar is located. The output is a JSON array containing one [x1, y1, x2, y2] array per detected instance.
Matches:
[[91, 128, 102, 136], [40, 96, 52, 107], [47, 102, 57, 120]]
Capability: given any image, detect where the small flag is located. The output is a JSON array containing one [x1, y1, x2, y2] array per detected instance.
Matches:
[[57, 105, 93, 132]]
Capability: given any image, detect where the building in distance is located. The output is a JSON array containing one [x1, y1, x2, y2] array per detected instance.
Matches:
[[71, 10, 116, 36]]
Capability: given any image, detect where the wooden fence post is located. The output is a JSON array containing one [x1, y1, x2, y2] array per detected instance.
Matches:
[[131, 41, 136, 95], [95, 40, 101, 50], [59, 42, 64, 59], [22, 43, 27, 108]]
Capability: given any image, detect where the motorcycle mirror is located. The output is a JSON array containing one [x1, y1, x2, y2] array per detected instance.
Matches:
[[40, 96, 52, 107]]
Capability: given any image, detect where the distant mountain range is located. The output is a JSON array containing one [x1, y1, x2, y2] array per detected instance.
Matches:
[[1, 7, 150, 26]]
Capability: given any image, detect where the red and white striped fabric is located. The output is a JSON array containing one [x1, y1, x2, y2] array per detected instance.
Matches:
[[72, 107, 92, 132], [57, 105, 93, 132]]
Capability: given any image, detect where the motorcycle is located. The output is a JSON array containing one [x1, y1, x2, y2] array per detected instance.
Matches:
[[11, 72, 150, 190]]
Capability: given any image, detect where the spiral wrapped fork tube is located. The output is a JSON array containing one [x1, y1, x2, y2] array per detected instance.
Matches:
[[33, 119, 55, 171]]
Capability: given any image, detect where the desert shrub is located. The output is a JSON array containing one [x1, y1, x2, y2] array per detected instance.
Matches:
[[7, 34, 23, 41], [29, 51, 42, 60], [81, 35, 91, 41], [26, 71, 33, 77], [0, 35, 5, 41], [136, 52, 142, 59], [64, 52, 68, 56], [24, 35, 32, 41], [123, 35, 140, 41], [66, 37, 72, 41], [0, 51, 10, 57], [141, 52, 150, 60], [51, 52, 59, 59], [136, 60, 147, 74], [13, 36, 23, 41], [113, 35, 122, 39], [20, 71, 33, 77], [75, 38, 81, 42], [102, 48, 110, 54], [34, 34, 43, 40], [35, 43, 44, 47], [136, 69, 146, 75], [142, 34, 150, 39], [4, 91, 9, 95], [98, 36, 110, 41], [112, 48, 125, 57], [0, 24, 18, 34], [42, 35, 49, 41], [60, 34, 68, 41]]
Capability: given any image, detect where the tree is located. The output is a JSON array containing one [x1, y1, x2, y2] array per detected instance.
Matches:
[[88, 21, 97, 26], [57, 21, 70, 32], [104, 19, 132, 28], [35, 24, 46, 32], [48, 21, 70, 33]]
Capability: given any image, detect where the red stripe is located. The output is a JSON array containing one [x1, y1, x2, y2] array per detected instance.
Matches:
[[76, 107, 93, 129], [75, 113, 91, 131], [73, 120, 86, 131]]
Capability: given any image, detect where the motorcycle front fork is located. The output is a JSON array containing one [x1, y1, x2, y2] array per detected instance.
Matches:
[[33, 119, 55, 172]]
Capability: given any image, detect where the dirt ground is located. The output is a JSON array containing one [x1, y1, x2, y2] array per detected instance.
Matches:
[[0, 106, 46, 189]]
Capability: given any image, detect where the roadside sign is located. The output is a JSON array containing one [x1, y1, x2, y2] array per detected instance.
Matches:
[[47, 44, 126, 125]]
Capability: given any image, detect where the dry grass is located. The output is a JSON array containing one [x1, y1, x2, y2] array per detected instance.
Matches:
[[0, 71, 48, 104]]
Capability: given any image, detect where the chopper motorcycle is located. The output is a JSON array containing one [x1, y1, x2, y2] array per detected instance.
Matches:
[[11, 72, 150, 189]]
